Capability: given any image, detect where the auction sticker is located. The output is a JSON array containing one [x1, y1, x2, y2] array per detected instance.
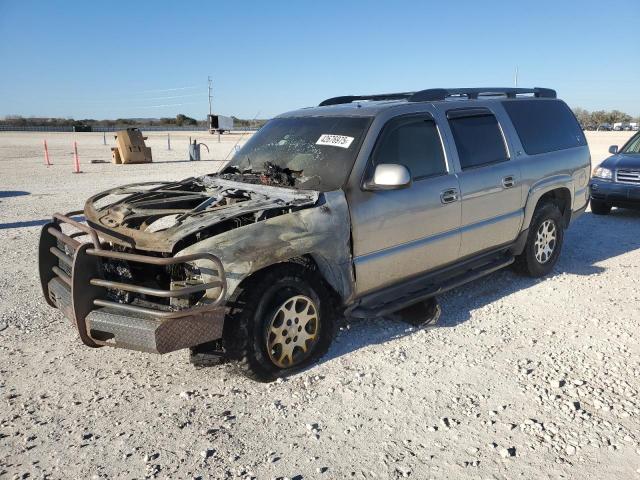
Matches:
[[316, 134, 355, 149]]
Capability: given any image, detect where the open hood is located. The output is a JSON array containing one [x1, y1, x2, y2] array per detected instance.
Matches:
[[84, 175, 319, 253]]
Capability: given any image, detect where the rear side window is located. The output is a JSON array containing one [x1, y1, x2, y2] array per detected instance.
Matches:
[[373, 116, 447, 180], [448, 111, 508, 169], [502, 99, 586, 155]]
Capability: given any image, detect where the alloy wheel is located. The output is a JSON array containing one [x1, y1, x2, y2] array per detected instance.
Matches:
[[266, 295, 320, 368], [534, 219, 557, 264]]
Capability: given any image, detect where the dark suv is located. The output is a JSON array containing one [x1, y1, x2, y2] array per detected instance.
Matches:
[[590, 131, 640, 214]]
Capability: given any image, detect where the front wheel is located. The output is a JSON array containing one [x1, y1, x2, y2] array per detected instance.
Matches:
[[223, 262, 336, 382], [515, 203, 564, 277]]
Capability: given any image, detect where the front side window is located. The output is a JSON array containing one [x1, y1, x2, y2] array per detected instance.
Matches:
[[448, 110, 509, 170], [372, 116, 447, 180], [621, 132, 640, 154]]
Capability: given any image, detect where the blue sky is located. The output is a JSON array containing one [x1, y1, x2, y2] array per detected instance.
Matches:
[[1, 0, 638, 119]]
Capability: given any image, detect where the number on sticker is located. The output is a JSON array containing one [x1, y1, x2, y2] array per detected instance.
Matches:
[[316, 134, 355, 149]]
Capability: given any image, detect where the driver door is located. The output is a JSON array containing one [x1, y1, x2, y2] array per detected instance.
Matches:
[[348, 114, 462, 296]]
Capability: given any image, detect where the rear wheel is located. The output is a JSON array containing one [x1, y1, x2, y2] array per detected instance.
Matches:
[[223, 262, 336, 382], [590, 198, 612, 215], [515, 202, 564, 277]]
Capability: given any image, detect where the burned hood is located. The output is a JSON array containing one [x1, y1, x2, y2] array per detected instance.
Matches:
[[84, 176, 319, 252]]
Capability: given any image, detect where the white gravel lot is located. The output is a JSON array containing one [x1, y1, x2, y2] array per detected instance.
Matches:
[[1, 130, 639, 480]]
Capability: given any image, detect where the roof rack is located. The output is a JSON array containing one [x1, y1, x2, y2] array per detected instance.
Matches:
[[319, 92, 414, 107], [318, 87, 556, 106]]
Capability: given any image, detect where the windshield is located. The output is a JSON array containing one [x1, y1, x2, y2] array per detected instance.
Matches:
[[621, 132, 640, 154], [221, 116, 371, 191]]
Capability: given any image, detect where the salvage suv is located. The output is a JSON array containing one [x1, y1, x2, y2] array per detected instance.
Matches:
[[39, 87, 590, 381]]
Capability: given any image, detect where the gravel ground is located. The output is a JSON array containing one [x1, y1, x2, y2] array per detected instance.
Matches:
[[1, 131, 639, 480]]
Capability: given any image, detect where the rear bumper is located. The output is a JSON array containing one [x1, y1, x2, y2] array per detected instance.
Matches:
[[39, 212, 227, 354], [590, 179, 640, 208]]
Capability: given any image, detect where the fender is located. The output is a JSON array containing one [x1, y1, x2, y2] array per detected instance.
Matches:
[[521, 175, 574, 230], [177, 190, 354, 304]]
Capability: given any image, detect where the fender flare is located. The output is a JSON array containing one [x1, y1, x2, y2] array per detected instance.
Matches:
[[522, 175, 574, 231]]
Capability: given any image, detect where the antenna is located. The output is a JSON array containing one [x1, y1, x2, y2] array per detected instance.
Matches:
[[208, 76, 213, 117]]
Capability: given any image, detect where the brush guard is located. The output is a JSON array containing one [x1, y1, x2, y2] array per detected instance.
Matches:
[[38, 211, 227, 354]]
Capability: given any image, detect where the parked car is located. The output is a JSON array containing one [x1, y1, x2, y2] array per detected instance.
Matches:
[[590, 131, 640, 214], [598, 123, 613, 131], [39, 87, 591, 381]]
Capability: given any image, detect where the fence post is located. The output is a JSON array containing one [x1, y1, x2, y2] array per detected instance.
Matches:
[[43, 139, 52, 166], [72, 141, 81, 173], [167, 133, 171, 150], [103, 131, 106, 145]]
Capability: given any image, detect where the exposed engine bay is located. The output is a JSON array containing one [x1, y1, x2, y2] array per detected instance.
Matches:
[[84, 174, 320, 253]]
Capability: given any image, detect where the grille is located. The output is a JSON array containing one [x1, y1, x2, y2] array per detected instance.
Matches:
[[616, 169, 640, 184]]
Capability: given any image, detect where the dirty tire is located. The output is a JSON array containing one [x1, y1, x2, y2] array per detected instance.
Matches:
[[223, 261, 336, 382], [515, 202, 564, 278], [590, 199, 612, 215]]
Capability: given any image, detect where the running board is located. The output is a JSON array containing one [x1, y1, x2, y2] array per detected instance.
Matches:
[[348, 254, 515, 319]]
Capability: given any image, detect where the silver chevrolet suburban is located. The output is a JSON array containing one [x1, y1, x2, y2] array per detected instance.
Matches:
[[39, 87, 591, 381]]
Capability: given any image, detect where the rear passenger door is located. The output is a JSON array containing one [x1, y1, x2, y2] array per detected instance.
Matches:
[[350, 114, 461, 296], [446, 107, 523, 257]]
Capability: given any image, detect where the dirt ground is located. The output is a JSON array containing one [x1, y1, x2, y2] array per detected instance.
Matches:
[[1, 130, 639, 480]]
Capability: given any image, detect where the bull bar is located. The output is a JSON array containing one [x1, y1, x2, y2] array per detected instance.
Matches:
[[39, 211, 228, 353]]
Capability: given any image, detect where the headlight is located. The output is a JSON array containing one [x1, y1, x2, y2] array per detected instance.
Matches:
[[593, 167, 613, 180]]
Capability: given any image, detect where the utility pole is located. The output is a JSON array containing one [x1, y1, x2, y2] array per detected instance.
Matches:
[[208, 76, 213, 117], [514, 66, 519, 88]]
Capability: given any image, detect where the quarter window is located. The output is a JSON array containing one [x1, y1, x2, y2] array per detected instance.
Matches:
[[448, 111, 508, 169], [502, 99, 586, 155], [373, 117, 447, 180]]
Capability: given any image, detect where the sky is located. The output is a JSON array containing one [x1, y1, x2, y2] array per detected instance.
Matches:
[[0, 0, 639, 120]]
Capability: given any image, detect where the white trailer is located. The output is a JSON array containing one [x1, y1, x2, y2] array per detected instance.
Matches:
[[208, 115, 234, 134]]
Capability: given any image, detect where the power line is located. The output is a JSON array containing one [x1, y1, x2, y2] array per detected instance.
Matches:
[[115, 102, 201, 110], [136, 85, 200, 94], [81, 93, 203, 105]]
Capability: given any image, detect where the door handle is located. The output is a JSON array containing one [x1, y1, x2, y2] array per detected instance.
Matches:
[[440, 188, 459, 204], [502, 176, 516, 188]]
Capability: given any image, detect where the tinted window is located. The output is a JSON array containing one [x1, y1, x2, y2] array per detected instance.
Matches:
[[373, 117, 446, 180], [502, 99, 586, 155], [620, 132, 640, 154], [448, 113, 508, 169]]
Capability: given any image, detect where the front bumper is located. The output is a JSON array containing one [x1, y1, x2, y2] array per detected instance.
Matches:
[[590, 179, 640, 208], [39, 212, 227, 354]]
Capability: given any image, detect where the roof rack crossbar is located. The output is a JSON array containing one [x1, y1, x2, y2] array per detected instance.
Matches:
[[318, 92, 414, 106], [318, 87, 556, 106], [409, 87, 556, 102]]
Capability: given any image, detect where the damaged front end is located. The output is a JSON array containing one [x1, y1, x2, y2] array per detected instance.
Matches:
[[38, 175, 350, 355], [39, 211, 227, 354]]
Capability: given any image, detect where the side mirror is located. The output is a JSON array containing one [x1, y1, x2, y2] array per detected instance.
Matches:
[[609, 145, 619, 154], [365, 164, 411, 190]]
